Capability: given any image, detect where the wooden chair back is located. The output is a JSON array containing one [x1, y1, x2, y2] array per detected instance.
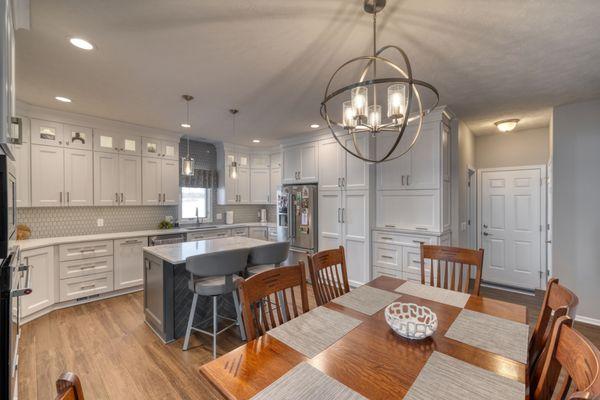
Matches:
[[307, 246, 350, 306], [529, 278, 579, 377], [239, 263, 309, 341], [55, 372, 85, 400], [532, 316, 600, 400], [420, 244, 484, 296]]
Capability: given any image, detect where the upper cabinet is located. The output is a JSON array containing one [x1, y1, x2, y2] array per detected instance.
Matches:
[[318, 136, 370, 192], [31, 119, 64, 147], [141, 157, 179, 206], [93, 130, 141, 155], [63, 124, 93, 150], [250, 153, 270, 169], [250, 168, 269, 204], [142, 137, 179, 160], [282, 142, 318, 184]]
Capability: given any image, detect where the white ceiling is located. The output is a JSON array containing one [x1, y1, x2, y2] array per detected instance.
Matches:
[[15, 0, 600, 142]]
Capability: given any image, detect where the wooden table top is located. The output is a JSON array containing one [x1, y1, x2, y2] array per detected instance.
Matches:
[[199, 276, 528, 399]]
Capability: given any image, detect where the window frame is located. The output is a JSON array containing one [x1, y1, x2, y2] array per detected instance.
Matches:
[[179, 187, 213, 224]]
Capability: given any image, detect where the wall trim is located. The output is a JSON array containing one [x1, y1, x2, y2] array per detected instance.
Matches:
[[576, 315, 600, 327]]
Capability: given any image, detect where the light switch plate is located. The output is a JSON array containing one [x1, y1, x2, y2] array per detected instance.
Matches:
[[97, 218, 104, 227], [216, 213, 222, 220], [461, 222, 467, 231]]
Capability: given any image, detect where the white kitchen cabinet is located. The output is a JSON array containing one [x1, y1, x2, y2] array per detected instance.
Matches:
[[119, 155, 142, 205], [343, 135, 370, 191], [64, 149, 94, 206], [250, 168, 269, 204], [59, 272, 114, 302], [237, 167, 250, 203], [282, 142, 318, 183], [376, 190, 440, 232], [161, 159, 179, 205], [318, 136, 369, 191], [94, 130, 141, 155], [30, 119, 64, 147], [21, 246, 55, 318], [142, 137, 179, 160], [225, 149, 249, 168], [63, 124, 93, 150], [318, 190, 342, 250], [31, 144, 64, 206], [219, 166, 251, 204], [114, 237, 147, 289], [269, 166, 281, 205], [142, 157, 162, 205], [94, 152, 119, 206], [231, 227, 248, 237], [13, 143, 30, 207], [187, 229, 230, 241], [250, 153, 270, 169], [442, 122, 451, 182], [270, 152, 282, 168], [248, 227, 268, 240]]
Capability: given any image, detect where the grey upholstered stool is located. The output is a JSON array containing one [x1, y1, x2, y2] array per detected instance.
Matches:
[[246, 241, 290, 276], [182, 248, 249, 358]]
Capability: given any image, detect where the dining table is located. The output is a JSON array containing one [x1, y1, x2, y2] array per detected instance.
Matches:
[[199, 276, 529, 399]]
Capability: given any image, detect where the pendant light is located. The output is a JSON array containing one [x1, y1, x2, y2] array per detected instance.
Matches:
[[229, 109, 239, 179], [181, 95, 194, 176]]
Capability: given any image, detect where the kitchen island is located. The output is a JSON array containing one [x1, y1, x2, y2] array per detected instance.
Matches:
[[142, 237, 271, 343]]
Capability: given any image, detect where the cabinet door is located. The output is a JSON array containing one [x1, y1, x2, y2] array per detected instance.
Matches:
[[13, 143, 30, 207], [376, 132, 411, 190], [282, 146, 300, 183], [269, 167, 281, 205], [161, 140, 179, 160], [31, 145, 64, 207], [93, 152, 119, 206], [237, 151, 250, 168], [114, 237, 148, 289], [343, 190, 370, 285], [63, 124, 92, 150], [223, 172, 238, 204], [270, 152, 282, 168], [119, 134, 141, 156], [318, 190, 342, 251], [21, 246, 55, 318], [237, 167, 250, 203], [344, 134, 369, 191], [142, 157, 162, 205], [300, 142, 318, 181], [161, 159, 179, 205], [407, 123, 439, 189], [119, 155, 142, 205], [250, 168, 269, 204], [64, 149, 93, 206], [318, 139, 343, 191], [376, 190, 440, 232], [248, 227, 268, 240], [251, 153, 270, 169], [442, 122, 451, 182], [93, 130, 120, 153], [142, 137, 161, 158], [31, 119, 64, 147]]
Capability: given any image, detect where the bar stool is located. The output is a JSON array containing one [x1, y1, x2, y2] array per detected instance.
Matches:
[[182, 248, 249, 358], [246, 241, 290, 276]]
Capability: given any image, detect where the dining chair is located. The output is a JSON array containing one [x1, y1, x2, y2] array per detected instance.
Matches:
[[307, 246, 350, 306], [182, 248, 249, 358], [532, 316, 600, 400], [529, 278, 579, 378], [239, 263, 309, 341], [420, 244, 485, 296], [55, 372, 85, 400]]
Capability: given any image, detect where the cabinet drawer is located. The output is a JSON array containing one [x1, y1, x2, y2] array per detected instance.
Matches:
[[249, 227, 268, 240], [373, 266, 401, 279], [59, 240, 114, 261], [373, 231, 434, 247], [403, 247, 432, 276], [59, 272, 114, 301], [59, 256, 114, 280], [372, 244, 401, 270], [187, 229, 230, 241], [404, 271, 432, 285], [231, 227, 248, 237]]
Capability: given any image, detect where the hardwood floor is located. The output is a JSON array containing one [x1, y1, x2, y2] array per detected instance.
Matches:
[[18, 285, 599, 399]]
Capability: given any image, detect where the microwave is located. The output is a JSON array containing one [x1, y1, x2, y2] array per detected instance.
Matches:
[[0, 155, 17, 258]]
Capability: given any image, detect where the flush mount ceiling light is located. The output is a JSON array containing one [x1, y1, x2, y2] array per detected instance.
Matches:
[[310, 124, 320, 129], [55, 96, 72, 103], [252, 139, 261, 143], [69, 37, 94, 50], [181, 94, 193, 128], [320, 0, 439, 163], [495, 119, 520, 133], [229, 109, 239, 179]]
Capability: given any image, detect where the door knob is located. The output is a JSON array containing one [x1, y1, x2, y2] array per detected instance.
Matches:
[[483, 224, 488, 228], [483, 232, 492, 236]]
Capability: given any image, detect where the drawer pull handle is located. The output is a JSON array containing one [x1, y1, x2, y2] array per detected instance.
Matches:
[[412, 240, 425, 244], [381, 237, 393, 240], [381, 255, 394, 259], [80, 284, 96, 290], [385, 225, 396, 228], [415, 227, 428, 231], [80, 265, 96, 270]]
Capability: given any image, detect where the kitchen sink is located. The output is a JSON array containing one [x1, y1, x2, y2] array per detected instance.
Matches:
[[183, 225, 219, 231]]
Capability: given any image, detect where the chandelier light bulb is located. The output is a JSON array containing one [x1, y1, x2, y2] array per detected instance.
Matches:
[[351, 87, 368, 119], [368, 104, 382, 128], [387, 84, 406, 119], [342, 101, 357, 129]]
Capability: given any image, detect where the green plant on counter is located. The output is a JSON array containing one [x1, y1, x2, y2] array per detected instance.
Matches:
[[158, 220, 174, 230]]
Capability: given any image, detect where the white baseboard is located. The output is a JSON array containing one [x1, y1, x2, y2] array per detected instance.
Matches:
[[575, 315, 600, 327]]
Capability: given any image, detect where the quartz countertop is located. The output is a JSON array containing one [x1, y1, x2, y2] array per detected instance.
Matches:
[[143, 236, 271, 264], [13, 222, 276, 251]]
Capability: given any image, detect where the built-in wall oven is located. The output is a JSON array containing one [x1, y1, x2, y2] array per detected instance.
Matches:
[[0, 155, 16, 258]]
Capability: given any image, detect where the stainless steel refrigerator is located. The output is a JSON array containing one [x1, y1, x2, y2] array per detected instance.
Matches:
[[278, 184, 318, 277]]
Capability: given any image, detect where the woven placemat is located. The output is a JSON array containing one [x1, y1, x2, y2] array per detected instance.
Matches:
[[395, 281, 470, 308], [332, 285, 401, 315], [404, 352, 525, 400], [268, 306, 362, 358]]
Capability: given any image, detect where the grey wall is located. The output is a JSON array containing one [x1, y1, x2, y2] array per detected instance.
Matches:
[[475, 127, 549, 169], [552, 98, 600, 321], [451, 120, 475, 247]]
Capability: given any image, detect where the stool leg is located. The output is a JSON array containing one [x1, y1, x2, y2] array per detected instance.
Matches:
[[212, 296, 217, 359], [232, 290, 246, 341], [183, 293, 198, 351]]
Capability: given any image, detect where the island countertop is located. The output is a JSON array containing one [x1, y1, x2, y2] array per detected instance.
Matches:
[[143, 236, 271, 264]]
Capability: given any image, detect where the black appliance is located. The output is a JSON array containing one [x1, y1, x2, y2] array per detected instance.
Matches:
[[0, 155, 17, 258]]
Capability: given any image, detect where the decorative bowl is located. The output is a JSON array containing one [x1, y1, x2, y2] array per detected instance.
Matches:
[[384, 302, 438, 340]]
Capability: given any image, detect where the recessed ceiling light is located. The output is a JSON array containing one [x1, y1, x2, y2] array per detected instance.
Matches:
[[69, 37, 94, 50], [252, 139, 261, 143], [495, 119, 520, 133], [310, 124, 320, 129], [180, 123, 191, 128], [55, 96, 72, 103]]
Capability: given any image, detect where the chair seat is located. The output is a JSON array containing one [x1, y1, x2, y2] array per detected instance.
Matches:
[[247, 264, 275, 276], [189, 275, 243, 296]]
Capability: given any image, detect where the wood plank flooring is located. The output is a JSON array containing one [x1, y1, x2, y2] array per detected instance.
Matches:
[[18, 285, 600, 399]]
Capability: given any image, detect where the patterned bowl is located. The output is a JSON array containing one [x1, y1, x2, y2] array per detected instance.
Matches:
[[384, 302, 438, 340]]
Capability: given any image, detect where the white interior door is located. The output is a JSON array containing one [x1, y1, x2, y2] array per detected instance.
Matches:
[[480, 167, 542, 289]]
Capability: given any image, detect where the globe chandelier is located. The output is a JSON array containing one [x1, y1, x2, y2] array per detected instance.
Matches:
[[320, 0, 440, 163]]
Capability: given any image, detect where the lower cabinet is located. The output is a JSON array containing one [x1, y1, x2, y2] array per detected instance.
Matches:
[[249, 227, 268, 240], [114, 237, 148, 289], [21, 246, 55, 318], [187, 229, 230, 241], [59, 272, 114, 302], [231, 227, 248, 237]]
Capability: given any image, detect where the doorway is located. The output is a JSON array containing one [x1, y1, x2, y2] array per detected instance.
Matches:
[[477, 165, 546, 290]]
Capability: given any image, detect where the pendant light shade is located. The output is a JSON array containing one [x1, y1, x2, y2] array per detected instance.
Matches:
[[229, 109, 239, 179], [181, 134, 194, 176]]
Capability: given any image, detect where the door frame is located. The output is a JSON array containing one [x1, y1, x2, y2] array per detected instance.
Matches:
[[467, 166, 477, 249], [476, 165, 547, 290]]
